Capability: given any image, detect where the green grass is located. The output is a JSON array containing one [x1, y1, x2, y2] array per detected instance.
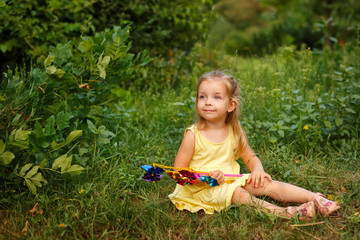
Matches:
[[1, 46, 360, 239]]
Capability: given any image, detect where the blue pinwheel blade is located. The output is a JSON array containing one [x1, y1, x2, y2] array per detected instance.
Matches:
[[141, 165, 153, 172]]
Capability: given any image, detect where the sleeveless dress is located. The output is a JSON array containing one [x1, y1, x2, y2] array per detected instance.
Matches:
[[168, 125, 250, 214]]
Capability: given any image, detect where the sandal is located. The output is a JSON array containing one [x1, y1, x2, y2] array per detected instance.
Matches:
[[287, 201, 315, 221], [312, 193, 340, 216]]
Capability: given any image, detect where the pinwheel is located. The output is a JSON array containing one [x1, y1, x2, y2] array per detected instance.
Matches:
[[141, 164, 244, 187]]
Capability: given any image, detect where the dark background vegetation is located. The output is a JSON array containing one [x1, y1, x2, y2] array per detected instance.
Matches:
[[0, 0, 359, 239]]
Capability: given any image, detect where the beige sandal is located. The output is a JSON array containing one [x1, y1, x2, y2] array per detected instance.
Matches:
[[312, 193, 340, 216], [287, 201, 316, 221]]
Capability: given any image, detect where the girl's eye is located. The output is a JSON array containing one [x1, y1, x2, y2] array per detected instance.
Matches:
[[215, 96, 221, 99], [199, 95, 205, 99]]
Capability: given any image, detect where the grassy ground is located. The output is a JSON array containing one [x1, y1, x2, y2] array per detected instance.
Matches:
[[1, 47, 359, 239]]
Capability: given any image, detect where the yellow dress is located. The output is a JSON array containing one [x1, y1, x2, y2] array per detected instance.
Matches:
[[168, 125, 250, 214]]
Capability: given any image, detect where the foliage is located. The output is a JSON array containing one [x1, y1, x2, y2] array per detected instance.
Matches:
[[0, 0, 213, 72], [0, 25, 148, 194], [210, 0, 360, 55]]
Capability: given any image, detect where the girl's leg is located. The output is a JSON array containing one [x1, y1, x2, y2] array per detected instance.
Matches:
[[231, 187, 314, 219], [242, 179, 316, 203], [232, 186, 288, 217]]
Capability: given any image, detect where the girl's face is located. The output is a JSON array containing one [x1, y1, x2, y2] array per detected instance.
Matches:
[[197, 79, 236, 124]]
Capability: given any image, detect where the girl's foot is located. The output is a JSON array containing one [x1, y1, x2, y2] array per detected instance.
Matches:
[[312, 193, 340, 216], [287, 202, 315, 221]]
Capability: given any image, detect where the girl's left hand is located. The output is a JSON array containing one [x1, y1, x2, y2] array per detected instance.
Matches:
[[211, 170, 225, 185], [247, 170, 272, 188]]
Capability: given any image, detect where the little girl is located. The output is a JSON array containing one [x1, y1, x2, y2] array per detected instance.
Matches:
[[168, 70, 340, 220]]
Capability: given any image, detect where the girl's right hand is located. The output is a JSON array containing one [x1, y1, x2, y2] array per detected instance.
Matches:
[[210, 170, 225, 185]]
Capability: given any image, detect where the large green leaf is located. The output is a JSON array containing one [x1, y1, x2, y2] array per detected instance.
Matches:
[[64, 164, 85, 175], [0, 151, 15, 165], [52, 154, 72, 172], [51, 130, 82, 150]]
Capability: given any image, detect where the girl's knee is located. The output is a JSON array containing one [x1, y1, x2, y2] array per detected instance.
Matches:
[[231, 187, 250, 204]]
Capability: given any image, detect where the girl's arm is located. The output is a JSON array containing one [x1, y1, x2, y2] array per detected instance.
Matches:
[[174, 130, 224, 184], [240, 144, 272, 188], [174, 130, 195, 168]]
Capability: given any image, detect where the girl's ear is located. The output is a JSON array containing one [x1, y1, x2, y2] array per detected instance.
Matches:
[[227, 100, 236, 113]]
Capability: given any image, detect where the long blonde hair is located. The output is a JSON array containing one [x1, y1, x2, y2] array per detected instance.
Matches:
[[195, 70, 248, 157]]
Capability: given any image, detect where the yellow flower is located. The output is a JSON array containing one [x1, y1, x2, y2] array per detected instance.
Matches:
[[328, 194, 333, 200], [78, 189, 84, 194], [355, 212, 359, 216], [303, 125, 309, 130], [58, 223, 65, 228]]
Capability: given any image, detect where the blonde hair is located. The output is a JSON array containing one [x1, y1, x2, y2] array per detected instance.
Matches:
[[195, 70, 248, 157]]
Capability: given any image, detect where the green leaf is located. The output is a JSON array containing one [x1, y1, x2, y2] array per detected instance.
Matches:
[[46, 65, 57, 75], [54, 68, 65, 78], [78, 38, 93, 52], [98, 138, 110, 145], [97, 55, 110, 79], [278, 130, 284, 138], [29, 172, 48, 187], [0, 140, 5, 154], [12, 114, 21, 124], [345, 108, 356, 114], [14, 128, 31, 141], [335, 118, 343, 127], [56, 111, 72, 131], [25, 166, 39, 178], [39, 158, 48, 167], [0, 151, 15, 165], [324, 121, 332, 130], [52, 154, 72, 172], [45, 116, 56, 135], [65, 130, 83, 145], [64, 164, 85, 175], [24, 178, 37, 195], [33, 121, 44, 137], [0, 1, 7, 7], [98, 65, 106, 79], [87, 120, 97, 134], [100, 55, 110, 67], [19, 163, 33, 177], [44, 54, 55, 67]]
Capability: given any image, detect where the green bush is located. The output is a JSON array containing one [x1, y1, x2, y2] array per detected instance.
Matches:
[[0, 25, 149, 194], [0, 0, 213, 72]]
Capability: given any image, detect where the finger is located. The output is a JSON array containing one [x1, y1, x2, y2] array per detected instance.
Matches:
[[266, 174, 273, 181], [260, 175, 264, 187], [247, 174, 252, 184]]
